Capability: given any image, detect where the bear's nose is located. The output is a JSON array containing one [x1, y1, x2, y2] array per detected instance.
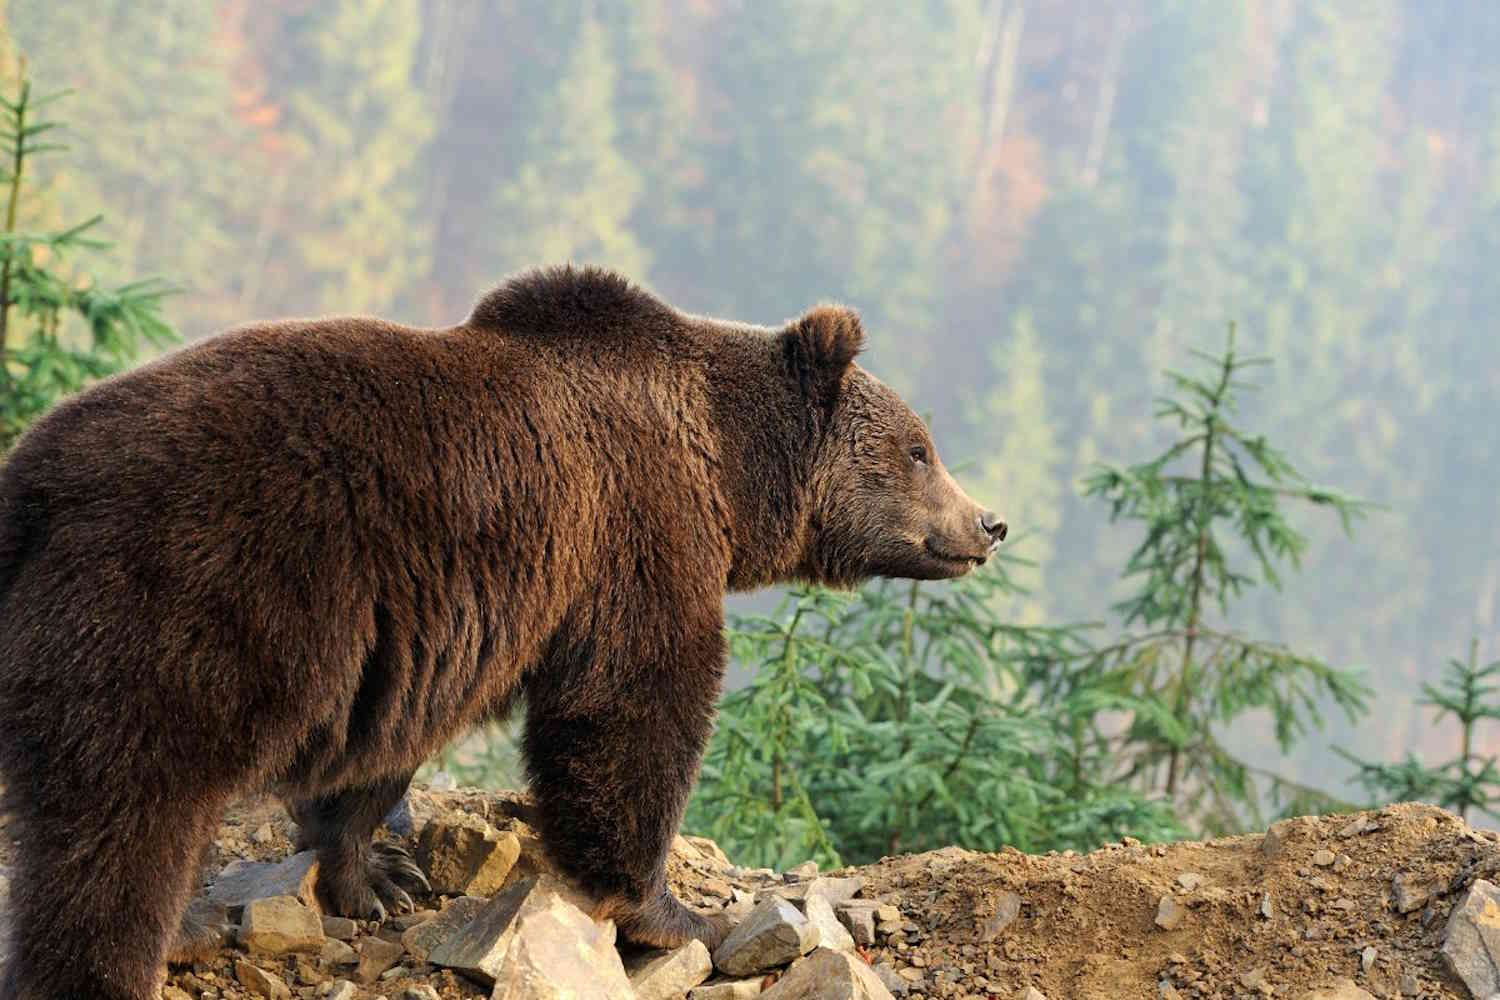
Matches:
[[979, 511, 1007, 543]]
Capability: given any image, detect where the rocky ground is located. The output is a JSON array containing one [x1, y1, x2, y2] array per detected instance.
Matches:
[[9, 787, 1499, 999]]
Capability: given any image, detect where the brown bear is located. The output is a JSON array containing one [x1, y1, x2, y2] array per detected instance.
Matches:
[[0, 265, 1004, 1000]]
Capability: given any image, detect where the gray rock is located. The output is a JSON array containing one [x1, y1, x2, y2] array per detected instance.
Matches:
[[978, 891, 1022, 942], [211, 853, 321, 914], [1154, 895, 1185, 931], [238, 895, 325, 955], [627, 940, 714, 1000], [837, 901, 878, 946], [234, 960, 291, 1000], [1018, 989, 1047, 1000], [800, 895, 855, 952], [382, 794, 416, 837], [1442, 879, 1500, 998], [688, 979, 765, 1000], [355, 937, 405, 985], [1175, 872, 1205, 891], [427, 875, 616, 989], [396, 988, 441, 1000], [760, 948, 896, 1000], [713, 896, 820, 976], [415, 821, 520, 896], [400, 895, 488, 963], [325, 981, 358, 1000], [1292, 980, 1376, 1000]]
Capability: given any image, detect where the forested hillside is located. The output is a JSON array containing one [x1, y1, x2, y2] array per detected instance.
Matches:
[[4, 1, 1496, 790]]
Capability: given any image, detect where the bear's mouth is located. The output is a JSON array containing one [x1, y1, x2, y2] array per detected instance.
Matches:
[[924, 539, 988, 569]]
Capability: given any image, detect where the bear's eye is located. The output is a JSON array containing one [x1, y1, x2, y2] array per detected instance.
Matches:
[[908, 445, 928, 465]]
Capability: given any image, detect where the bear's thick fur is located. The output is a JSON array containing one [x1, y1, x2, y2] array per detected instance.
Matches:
[[0, 266, 1003, 1000]]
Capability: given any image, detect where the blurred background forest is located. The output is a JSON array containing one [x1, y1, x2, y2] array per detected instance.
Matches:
[[2, 1, 1497, 831]]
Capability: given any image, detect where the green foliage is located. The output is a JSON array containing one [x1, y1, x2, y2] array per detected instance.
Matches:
[[1080, 326, 1370, 833], [1342, 640, 1500, 822], [0, 66, 176, 450], [684, 559, 1181, 871]]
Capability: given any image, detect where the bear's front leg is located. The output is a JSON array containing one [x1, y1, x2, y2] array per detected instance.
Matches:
[[522, 609, 730, 950]]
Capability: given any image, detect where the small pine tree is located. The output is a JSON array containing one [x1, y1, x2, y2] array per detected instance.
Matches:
[[0, 64, 177, 450], [1081, 325, 1371, 834], [1342, 639, 1500, 822], [684, 554, 1182, 871]]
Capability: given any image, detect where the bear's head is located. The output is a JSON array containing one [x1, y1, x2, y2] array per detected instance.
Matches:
[[783, 306, 1006, 588]]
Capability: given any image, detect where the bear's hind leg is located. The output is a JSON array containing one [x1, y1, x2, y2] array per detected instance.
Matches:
[[0, 787, 229, 1000], [523, 612, 730, 951], [287, 773, 429, 922]]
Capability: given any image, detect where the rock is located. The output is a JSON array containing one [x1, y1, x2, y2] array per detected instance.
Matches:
[[759, 948, 896, 1000], [235, 960, 292, 1000], [978, 891, 1022, 942], [162, 987, 194, 1000], [1259, 894, 1274, 919], [238, 895, 325, 955], [1392, 871, 1444, 914], [713, 896, 821, 976], [1312, 849, 1336, 867], [1239, 967, 1268, 990], [1019, 989, 1047, 1000], [626, 940, 714, 1000], [355, 937, 405, 985], [1360, 946, 1376, 973], [415, 821, 520, 896], [320, 916, 358, 941], [1261, 817, 1311, 858], [688, 980, 765, 1000], [386, 909, 436, 931], [805, 876, 864, 907], [251, 823, 275, 844], [1175, 873, 1205, 891], [871, 964, 908, 997], [786, 861, 820, 880], [382, 792, 416, 836], [1398, 970, 1420, 995], [1337, 816, 1381, 837], [396, 988, 440, 1000], [764, 875, 868, 908], [1292, 980, 1376, 1000], [1154, 895, 1185, 931], [326, 981, 357, 1000], [838, 902, 878, 946], [1158, 983, 1182, 1000], [211, 853, 322, 914], [504, 821, 564, 884], [1441, 878, 1500, 998], [684, 835, 733, 867], [799, 895, 856, 952], [487, 901, 632, 1000], [321, 938, 357, 966], [400, 895, 489, 963], [427, 875, 617, 988], [873, 904, 901, 924]]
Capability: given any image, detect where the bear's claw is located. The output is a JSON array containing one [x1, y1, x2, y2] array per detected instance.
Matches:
[[320, 839, 431, 922]]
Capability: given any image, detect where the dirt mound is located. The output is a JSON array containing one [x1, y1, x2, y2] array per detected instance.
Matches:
[[29, 790, 1490, 999]]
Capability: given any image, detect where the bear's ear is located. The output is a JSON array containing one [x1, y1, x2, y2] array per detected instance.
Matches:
[[782, 305, 864, 411]]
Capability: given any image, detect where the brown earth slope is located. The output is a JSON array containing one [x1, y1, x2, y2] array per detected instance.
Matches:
[[5, 789, 1491, 999]]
